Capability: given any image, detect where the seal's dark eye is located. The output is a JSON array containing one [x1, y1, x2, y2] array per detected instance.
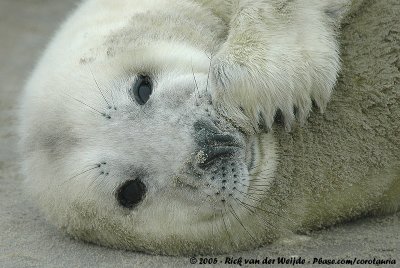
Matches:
[[131, 75, 152, 105]]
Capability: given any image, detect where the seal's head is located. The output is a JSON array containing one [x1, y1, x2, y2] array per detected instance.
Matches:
[[19, 2, 278, 255]]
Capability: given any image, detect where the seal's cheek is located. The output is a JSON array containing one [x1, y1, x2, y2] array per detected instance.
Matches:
[[22, 123, 80, 160]]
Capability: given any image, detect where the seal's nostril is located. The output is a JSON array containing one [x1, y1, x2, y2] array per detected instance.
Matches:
[[117, 179, 146, 209], [194, 120, 220, 134], [194, 120, 242, 148]]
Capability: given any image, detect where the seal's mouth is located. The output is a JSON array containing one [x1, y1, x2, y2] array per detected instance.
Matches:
[[196, 146, 238, 169], [245, 137, 256, 171], [164, 115, 254, 214]]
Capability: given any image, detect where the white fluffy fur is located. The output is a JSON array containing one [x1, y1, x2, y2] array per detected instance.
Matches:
[[19, 0, 397, 256]]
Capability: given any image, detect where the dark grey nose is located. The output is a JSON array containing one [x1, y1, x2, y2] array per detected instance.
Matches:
[[194, 120, 241, 169], [117, 179, 146, 209]]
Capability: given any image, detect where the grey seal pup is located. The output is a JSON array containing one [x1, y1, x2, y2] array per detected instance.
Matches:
[[19, 0, 400, 255]]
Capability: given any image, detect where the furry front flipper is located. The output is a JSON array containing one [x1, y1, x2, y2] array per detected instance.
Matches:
[[211, 0, 351, 133]]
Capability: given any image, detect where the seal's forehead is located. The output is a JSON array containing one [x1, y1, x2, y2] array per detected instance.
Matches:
[[102, 6, 224, 54]]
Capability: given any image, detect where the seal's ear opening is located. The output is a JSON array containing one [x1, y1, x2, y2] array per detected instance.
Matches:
[[117, 179, 147, 209]]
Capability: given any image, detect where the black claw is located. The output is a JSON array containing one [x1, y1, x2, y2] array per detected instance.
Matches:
[[293, 106, 299, 119], [257, 112, 267, 130], [274, 109, 284, 126], [312, 100, 318, 109], [257, 112, 268, 132]]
